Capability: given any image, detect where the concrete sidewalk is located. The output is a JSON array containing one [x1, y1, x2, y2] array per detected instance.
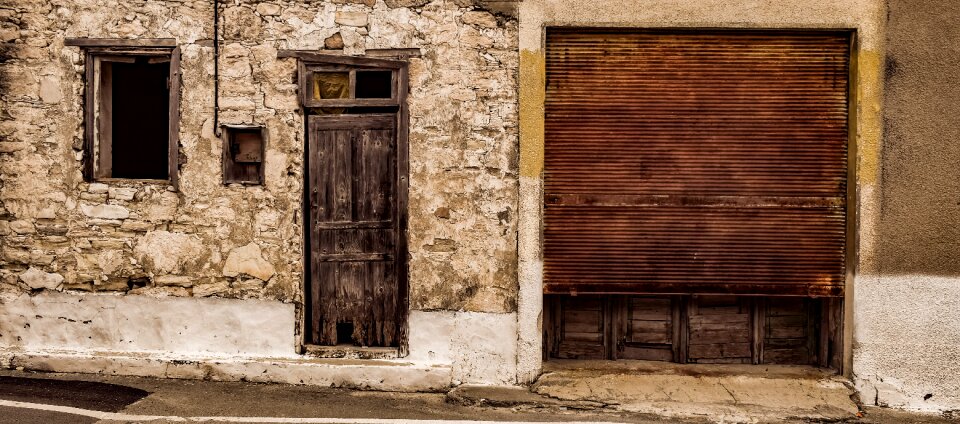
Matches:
[[450, 360, 954, 423], [534, 360, 859, 422]]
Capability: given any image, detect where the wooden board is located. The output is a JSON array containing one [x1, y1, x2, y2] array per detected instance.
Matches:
[[550, 296, 607, 360], [686, 296, 752, 364], [617, 296, 675, 361], [547, 294, 835, 368]]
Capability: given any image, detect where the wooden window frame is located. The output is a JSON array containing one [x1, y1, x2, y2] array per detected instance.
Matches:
[[286, 52, 407, 109], [72, 40, 181, 188], [299, 64, 399, 108], [221, 124, 266, 185]]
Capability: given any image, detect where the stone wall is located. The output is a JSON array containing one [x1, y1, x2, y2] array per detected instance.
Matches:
[[0, 0, 519, 346]]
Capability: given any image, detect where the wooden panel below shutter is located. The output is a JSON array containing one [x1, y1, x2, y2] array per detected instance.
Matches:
[[543, 30, 850, 297]]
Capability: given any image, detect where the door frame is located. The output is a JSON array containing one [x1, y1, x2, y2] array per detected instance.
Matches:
[[291, 52, 410, 356]]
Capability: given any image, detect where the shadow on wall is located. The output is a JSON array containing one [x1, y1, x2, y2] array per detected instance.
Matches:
[[878, 0, 960, 276]]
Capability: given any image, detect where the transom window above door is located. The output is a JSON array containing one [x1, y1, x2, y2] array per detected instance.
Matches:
[[299, 62, 402, 109]]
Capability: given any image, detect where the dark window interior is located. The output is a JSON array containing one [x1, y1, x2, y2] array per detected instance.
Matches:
[[110, 58, 169, 179], [355, 70, 392, 99]]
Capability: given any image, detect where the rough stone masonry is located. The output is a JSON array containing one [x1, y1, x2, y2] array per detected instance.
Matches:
[[0, 0, 519, 358]]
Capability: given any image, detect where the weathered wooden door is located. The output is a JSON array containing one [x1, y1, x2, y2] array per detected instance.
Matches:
[[308, 114, 400, 347]]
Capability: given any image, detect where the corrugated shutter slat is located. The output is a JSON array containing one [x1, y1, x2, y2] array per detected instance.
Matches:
[[543, 30, 849, 297]]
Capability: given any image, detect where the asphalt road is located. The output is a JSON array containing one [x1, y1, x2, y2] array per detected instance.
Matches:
[[0, 370, 685, 424]]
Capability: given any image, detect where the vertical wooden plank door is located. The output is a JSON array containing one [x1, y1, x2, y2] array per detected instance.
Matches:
[[308, 114, 400, 347]]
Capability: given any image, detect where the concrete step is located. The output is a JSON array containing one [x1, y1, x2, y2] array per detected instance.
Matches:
[[529, 360, 860, 423]]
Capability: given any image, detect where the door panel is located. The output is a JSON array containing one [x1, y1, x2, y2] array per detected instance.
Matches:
[[547, 295, 608, 360], [686, 296, 752, 364], [308, 114, 400, 347], [618, 296, 676, 361]]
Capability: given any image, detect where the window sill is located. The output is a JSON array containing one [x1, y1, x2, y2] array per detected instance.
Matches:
[[303, 344, 400, 360], [96, 177, 174, 187]]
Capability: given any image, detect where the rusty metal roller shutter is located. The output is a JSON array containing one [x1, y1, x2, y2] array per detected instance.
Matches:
[[543, 30, 850, 297]]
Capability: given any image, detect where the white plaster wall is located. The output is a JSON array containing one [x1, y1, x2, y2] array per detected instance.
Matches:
[[408, 310, 518, 385], [0, 292, 296, 358], [853, 276, 960, 412], [516, 176, 543, 383], [407, 310, 456, 365]]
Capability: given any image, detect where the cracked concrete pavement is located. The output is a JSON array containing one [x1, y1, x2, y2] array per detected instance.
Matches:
[[528, 360, 860, 422]]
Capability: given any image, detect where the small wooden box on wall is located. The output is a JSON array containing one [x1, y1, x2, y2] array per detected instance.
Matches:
[[221, 125, 266, 185]]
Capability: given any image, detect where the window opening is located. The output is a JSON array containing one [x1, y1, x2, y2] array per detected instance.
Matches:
[[299, 63, 399, 110], [355, 70, 392, 99], [107, 58, 171, 179], [312, 72, 350, 100], [222, 125, 265, 185]]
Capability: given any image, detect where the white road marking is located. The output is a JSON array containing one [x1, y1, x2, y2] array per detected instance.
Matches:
[[0, 398, 631, 424], [0, 399, 184, 421]]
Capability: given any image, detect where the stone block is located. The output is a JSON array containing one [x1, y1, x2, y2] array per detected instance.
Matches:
[[461, 11, 498, 28], [384, 0, 431, 7], [10, 220, 36, 234], [120, 220, 153, 232], [154, 275, 194, 287], [134, 231, 205, 275], [233, 278, 265, 291], [19, 267, 64, 290], [28, 251, 55, 266], [193, 281, 231, 297], [38, 76, 62, 104], [223, 243, 276, 281], [80, 204, 130, 220], [324, 32, 344, 49], [335, 11, 368, 27], [108, 187, 137, 201], [256, 3, 281, 16], [90, 239, 127, 249], [0, 142, 26, 153], [79, 193, 108, 202], [88, 183, 109, 194]]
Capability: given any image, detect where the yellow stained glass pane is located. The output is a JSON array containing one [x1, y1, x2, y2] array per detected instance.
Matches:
[[312, 72, 349, 100]]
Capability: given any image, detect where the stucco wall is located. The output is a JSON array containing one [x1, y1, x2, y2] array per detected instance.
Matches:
[[852, 0, 960, 412]]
